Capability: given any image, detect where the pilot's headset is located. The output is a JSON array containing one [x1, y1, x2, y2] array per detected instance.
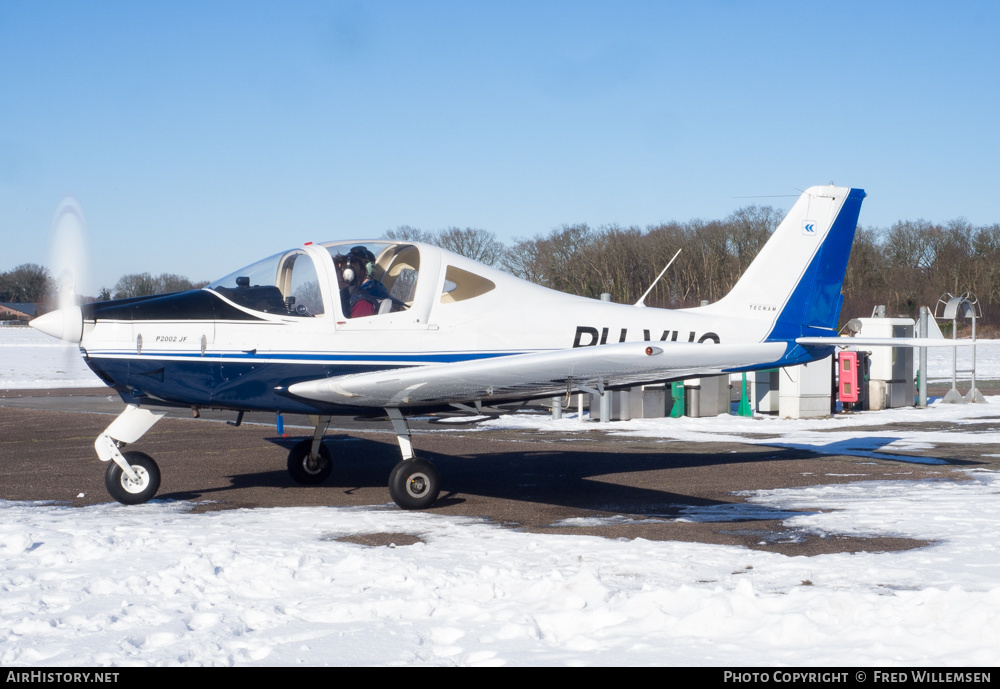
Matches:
[[346, 246, 376, 282]]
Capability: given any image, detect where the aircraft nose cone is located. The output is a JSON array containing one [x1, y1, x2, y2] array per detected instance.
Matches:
[[30, 306, 83, 343]]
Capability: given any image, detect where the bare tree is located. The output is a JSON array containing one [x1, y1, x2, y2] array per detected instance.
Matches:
[[112, 273, 157, 299], [385, 226, 506, 266], [383, 226, 434, 243], [436, 227, 505, 266], [725, 205, 782, 275], [153, 273, 199, 294], [500, 237, 545, 284]]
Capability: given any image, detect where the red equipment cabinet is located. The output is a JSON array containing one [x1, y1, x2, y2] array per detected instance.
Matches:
[[838, 351, 859, 403]]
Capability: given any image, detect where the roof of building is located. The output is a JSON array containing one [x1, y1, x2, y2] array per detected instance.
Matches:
[[0, 302, 37, 317]]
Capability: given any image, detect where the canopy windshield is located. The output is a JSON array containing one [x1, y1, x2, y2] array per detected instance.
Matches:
[[207, 249, 325, 316]]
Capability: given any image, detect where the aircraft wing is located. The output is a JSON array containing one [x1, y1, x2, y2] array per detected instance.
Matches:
[[287, 341, 786, 408]]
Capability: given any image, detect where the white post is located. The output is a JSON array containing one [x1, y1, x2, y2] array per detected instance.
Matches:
[[918, 306, 928, 408]]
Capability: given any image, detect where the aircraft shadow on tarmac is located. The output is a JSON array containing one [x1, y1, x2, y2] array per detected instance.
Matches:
[[759, 435, 980, 467], [156, 433, 847, 522]]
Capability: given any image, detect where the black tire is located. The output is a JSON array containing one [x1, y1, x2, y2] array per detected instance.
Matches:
[[105, 451, 161, 505], [388, 461, 401, 491], [388, 458, 440, 510], [287, 439, 333, 485]]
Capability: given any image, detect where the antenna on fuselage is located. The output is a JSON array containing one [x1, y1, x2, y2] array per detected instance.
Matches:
[[635, 249, 681, 308]]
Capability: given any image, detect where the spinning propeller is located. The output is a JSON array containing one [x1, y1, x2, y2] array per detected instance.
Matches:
[[31, 198, 88, 344]]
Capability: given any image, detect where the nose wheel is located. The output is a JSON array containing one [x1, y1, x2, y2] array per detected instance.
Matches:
[[388, 458, 440, 510], [105, 451, 161, 505]]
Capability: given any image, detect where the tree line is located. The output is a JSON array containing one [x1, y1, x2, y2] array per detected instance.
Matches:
[[103, 273, 208, 300], [0, 264, 207, 309], [841, 220, 1000, 328], [6, 211, 1000, 330], [389, 213, 1000, 330], [388, 211, 783, 307]]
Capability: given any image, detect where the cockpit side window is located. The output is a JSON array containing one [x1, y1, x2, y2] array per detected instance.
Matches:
[[280, 252, 324, 316], [379, 245, 420, 306], [440, 265, 496, 303], [323, 242, 419, 318]]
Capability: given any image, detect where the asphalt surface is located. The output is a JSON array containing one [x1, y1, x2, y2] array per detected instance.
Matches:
[[3, 386, 998, 556]]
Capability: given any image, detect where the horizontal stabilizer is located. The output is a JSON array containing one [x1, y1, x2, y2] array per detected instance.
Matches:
[[797, 337, 1000, 348]]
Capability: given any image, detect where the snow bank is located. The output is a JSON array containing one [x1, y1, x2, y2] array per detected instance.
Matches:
[[1, 472, 999, 666]]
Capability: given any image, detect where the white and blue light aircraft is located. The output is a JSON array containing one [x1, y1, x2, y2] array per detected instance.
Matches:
[[32, 185, 868, 509]]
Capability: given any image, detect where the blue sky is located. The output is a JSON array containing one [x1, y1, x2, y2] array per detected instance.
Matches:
[[2, 1, 998, 294]]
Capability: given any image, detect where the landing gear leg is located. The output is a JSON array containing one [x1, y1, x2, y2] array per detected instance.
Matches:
[[385, 408, 440, 510], [287, 415, 333, 484], [95, 405, 167, 505]]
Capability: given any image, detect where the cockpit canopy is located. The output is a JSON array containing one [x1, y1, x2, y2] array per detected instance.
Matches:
[[207, 240, 499, 321], [207, 242, 424, 319]]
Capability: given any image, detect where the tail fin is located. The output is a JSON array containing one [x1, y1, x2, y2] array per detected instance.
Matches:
[[701, 185, 865, 341]]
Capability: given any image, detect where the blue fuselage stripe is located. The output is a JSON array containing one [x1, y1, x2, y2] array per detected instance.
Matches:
[[84, 350, 531, 414], [86, 350, 531, 363]]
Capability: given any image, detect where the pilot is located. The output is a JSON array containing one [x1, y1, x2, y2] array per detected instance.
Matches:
[[343, 246, 392, 318], [332, 253, 353, 315]]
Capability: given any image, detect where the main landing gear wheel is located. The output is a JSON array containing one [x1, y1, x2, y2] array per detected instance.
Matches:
[[287, 439, 333, 485], [105, 451, 161, 505], [388, 457, 440, 510]]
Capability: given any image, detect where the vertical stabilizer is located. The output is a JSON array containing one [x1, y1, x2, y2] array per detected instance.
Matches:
[[699, 185, 865, 341]]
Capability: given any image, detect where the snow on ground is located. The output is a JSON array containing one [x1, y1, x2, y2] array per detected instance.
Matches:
[[2, 328, 1000, 666], [926, 344, 998, 383], [482, 396, 1000, 467], [2, 471, 999, 667], [0, 326, 103, 388]]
